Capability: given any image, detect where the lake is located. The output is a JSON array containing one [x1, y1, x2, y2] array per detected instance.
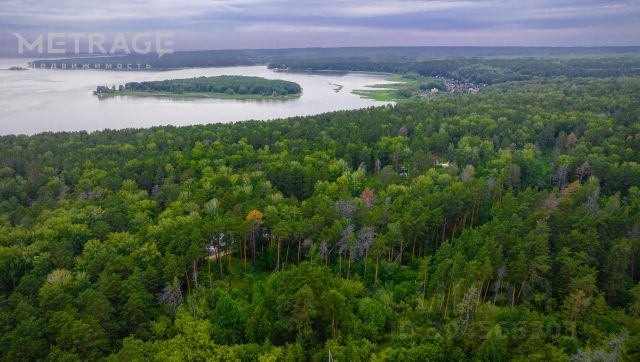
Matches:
[[0, 59, 394, 135]]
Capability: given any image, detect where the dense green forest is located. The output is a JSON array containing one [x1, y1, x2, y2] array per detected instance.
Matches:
[[1, 75, 640, 361], [31, 46, 640, 70], [95, 76, 302, 98], [31, 46, 640, 85], [269, 57, 640, 85]]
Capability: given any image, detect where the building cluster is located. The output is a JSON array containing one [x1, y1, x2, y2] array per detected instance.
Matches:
[[419, 76, 484, 98]]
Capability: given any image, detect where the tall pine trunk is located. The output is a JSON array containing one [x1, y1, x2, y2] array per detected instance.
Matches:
[[411, 234, 417, 261], [243, 236, 247, 270], [276, 236, 281, 271], [252, 231, 256, 269], [217, 237, 223, 275]]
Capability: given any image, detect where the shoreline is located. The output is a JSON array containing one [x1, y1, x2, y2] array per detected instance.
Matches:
[[95, 90, 302, 100]]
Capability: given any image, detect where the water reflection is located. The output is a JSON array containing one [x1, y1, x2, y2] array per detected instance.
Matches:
[[0, 59, 394, 135]]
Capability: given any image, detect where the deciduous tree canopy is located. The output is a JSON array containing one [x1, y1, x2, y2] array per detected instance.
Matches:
[[1, 74, 640, 360]]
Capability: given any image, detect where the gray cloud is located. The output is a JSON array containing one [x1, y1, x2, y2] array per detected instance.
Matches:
[[0, 0, 638, 49]]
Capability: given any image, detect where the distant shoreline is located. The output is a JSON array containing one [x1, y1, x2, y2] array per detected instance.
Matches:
[[96, 90, 302, 100]]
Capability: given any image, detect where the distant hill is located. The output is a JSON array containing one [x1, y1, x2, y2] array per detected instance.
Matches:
[[31, 46, 640, 85]]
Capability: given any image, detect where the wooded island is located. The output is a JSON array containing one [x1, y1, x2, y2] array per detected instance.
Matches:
[[95, 75, 302, 100]]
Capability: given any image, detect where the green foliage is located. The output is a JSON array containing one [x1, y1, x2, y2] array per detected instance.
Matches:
[[420, 79, 446, 91], [2, 73, 640, 360], [97, 75, 302, 97]]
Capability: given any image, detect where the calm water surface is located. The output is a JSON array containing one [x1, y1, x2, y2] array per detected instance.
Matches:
[[0, 59, 393, 135]]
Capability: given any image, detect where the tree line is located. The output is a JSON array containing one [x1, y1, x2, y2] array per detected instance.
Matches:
[[32, 46, 640, 86], [96, 76, 302, 97]]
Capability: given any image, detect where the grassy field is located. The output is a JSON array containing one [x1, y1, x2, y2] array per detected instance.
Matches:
[[352, 88, 398, 102], [351, 74, 417, 102]]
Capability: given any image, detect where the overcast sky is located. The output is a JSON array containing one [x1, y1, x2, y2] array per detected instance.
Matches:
[[1, 0, 639, 51]]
